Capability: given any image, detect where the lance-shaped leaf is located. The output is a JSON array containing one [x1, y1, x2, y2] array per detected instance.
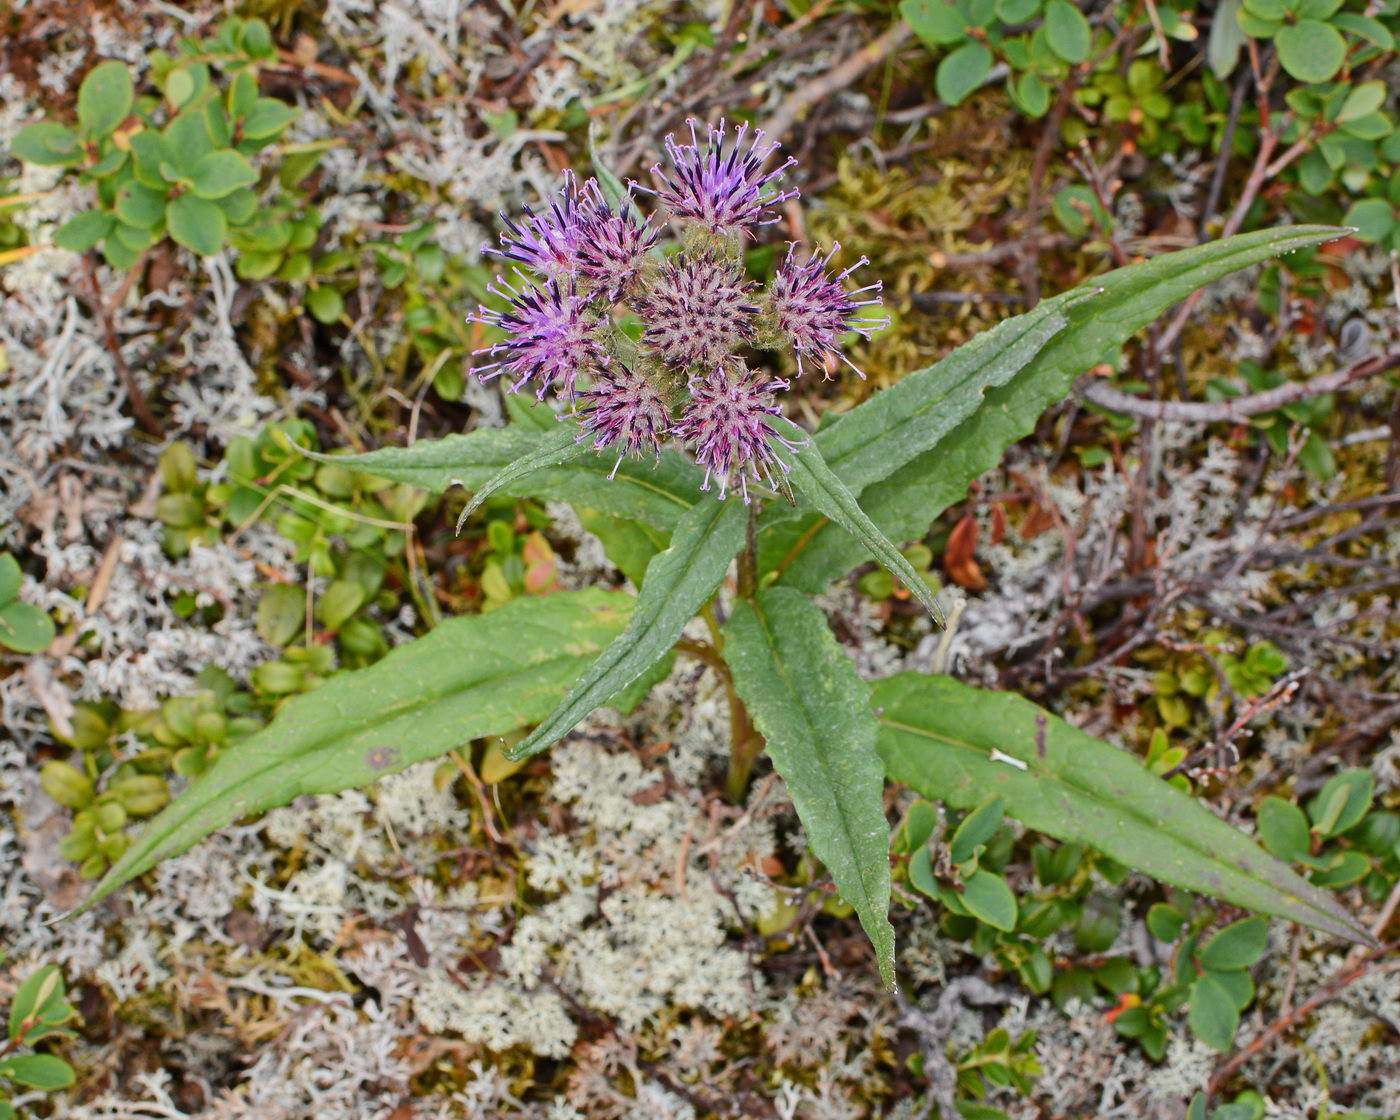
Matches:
[[316, 428, 702, 531], [80, 589, 633, 912], [765, 225, 1349, 590], [451, 424, 589, 532], [775, 429, 943, 624], [724, 588, 896, 989], [873, 672, 1372, 944], [508, 495, 746, 760]]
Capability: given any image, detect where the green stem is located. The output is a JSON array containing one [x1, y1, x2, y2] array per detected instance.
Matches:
[[726, 501, 764, 800]]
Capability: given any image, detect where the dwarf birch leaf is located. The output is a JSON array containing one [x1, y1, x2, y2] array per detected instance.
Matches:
[[451, 424, 588, 532], [508, 496, 744, 760], [873, 672, 1372, 944], [314, 429, 702, 531], [80, 590, 633, 912], [766, 225, 1350, 591], [775, 431, 944, 624], [724, 588, 896, 989]]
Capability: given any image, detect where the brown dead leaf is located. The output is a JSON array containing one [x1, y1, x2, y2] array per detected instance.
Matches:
[[944, 514, 987, 591]]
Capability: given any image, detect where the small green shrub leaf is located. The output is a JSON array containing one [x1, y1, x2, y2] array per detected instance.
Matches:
[[1309, 770, 1374, 837], [902, 0, 968, 46], [115, 181, 168, 229], [873, 672, 1372, 943], [241, 98, 301, 139], [950, 797, 1006, 864], [1197, 917, 1269, 971], [0, 1053, 75, 1090], [304, 285, 344, 324], [508, 497, 745, 760], [189, 149, 258, 199], [11, 121, 81, 166], [1275, 19, 1347, 83], [959, 867, 1018, 931], [0, 600, 55, 653], [936, 42, 993, 107], [724, 588, 896, 988], [893, 799, 939, 854], [167, 193, 227, 256], [54, 210, 114, 252], [1257, 797, 1311, 861], [78, 60, 134, 137], [0, 554, 20, 602], [80, 590, 633, 911], [1189, 973, 1241, 1051], [1045, 0, 1092, 62]]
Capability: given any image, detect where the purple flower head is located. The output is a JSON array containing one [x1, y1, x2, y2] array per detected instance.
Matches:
[[575, 363, 670, 478], [673, 364, 803, 502], [486, 170, 584, 274], [470, 272, 605, 402], [573, 179, 659, 302], [636, 254, 757, 369], [770, 242, 890, 379], [650, 119, 798, 237]]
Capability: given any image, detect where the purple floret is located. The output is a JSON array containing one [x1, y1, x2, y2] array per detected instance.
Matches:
[[769, 242, 890, 378], [673, 364, 802, 502], [573, 179, 659, 301], [649, 119, 798, 237], [486, 170, 584, 275], [636, 254, 757, 370], [575, 363, 670, 477], [470, 272, 605, 402]]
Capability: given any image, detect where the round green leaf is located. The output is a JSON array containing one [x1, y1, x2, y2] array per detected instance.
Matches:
[[317, 579, 366, 631], [1258, 796, 1311, 861], [959, 867, 1018, 930], [115, 181, 168, 229], [165, 67, 196, 109], [10, 121, 81, 167], [901, 0, 969, 44], [1332, 12, 1393, 49], [54, 210, 114, 252], [189, 150, 258, 200], [936, 42, 993, 106], [166, 193, 228, 256], [1044, 0, 1092, 63], [1146, 902, 1186, 942], [1014, 71, 1051, 116], [1338, 80, 1387, 123], [1275, 20, 1346, 83], [1309, 769, 1375, 837], [241, 99, 300, 140], [1197, 916, 1268, 971], [257, 583, 306, 647], [1189, 973, 1241, 1051], [1343, 198, 1395, 243], [1310, 849, 1372, 888], [0, 1053, 75, 1090], [305, 286, 345, 325], [0, 554, 20, 603], [78, 60, 134, 138], [0, 600, 55, 653], [951, 797, 1006, 864]]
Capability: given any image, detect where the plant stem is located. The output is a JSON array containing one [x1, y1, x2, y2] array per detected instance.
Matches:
[[736, 501, 758, 600], [726, 501, 764, 801]]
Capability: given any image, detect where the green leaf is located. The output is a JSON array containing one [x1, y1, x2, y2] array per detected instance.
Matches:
[[166, 193, 227, 256], [1189, 973, 1241, 1051], [114, 181, 168, 229], [1208, 0, 1246, 77], [1275, 20, 1347, 83], [1344, 198, 1395, 244], [8, 966, 64, 1039], [574, 509, 668, 587], [1147, 901, 1186, 942], [54, 210, 114, 252], [959, 867, 1018, 930], [1258, 796, 1311, 862], [10, 121, 81, 166], [893, 798, 939, 854], [873, 673, 1372, 943], [256, 583, 305, 646], [324, 428, 703, 532], [1338, 80, 1388, 123], [0, 1053, 75, 1090], [162, 110, 215, 173], [189, 149, 258, 200], [450, 424, 588, 532], [936, 42, 993, 107], [588, 120, 629, 214], [723, 588, 896, 988], [1309, 770, 1373, 838], [902, 0, 968, 45], [777, 432, 944, 623], [1310, 849, 1372, 888], [1014, 71, 1051, 116], [766, 226, 1349, 593], [304, 285, 344, 324], [1044, 0, 1092, 63], [1187, 1093, 1207, 1120], [1197, 916, 1268, 971], [241, 98, 300, 139], [508, 498, 744, 761], [0, 601, 55, 653], [1332, 12, 1394, 49], [0, 554, 20, 602], [78, 60, 134, 137], [80, 590, 633, 912], [950, 797, 1005, 864]]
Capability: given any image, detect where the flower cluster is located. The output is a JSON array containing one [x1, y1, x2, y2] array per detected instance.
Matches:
[[470, 119, 889, 500]]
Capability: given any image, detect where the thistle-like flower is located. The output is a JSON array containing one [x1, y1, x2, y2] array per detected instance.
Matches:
[[471, 120, 886, 501], [574, 363, 671, 477], [769, 242, 889, 378], [673, 364, 803, 501], [636, 254, 757, 369], [470, 273, 605, 402], [573, 180, 658, 302], [649, 119, 798, 237]]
